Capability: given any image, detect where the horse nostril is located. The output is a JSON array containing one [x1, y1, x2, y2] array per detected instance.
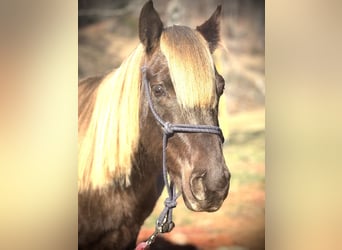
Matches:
[[219, 169, 230, 188], [190, 172, 207, 201]]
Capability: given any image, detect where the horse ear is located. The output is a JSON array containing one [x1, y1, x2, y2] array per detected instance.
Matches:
[[196, 5, 222, 53], [139, 0, 164, 54]]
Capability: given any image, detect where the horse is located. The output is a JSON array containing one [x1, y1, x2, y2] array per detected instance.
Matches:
[[78, 1, 230, 249]]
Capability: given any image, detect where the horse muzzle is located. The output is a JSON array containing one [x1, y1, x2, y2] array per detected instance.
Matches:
[[183, 166, 230, 212]]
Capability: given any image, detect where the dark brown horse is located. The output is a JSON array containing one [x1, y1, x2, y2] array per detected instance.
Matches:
[[78, 1, 230, 249]]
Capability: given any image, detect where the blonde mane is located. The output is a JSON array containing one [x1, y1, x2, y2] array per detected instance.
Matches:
[[78, 44, 144, 191], [160, 26, 217, 109]]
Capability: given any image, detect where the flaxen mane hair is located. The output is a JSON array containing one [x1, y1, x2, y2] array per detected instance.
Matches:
[[78, 27, 217, 191], [78, 44, 144, 191], [160, 26, 217, 109]]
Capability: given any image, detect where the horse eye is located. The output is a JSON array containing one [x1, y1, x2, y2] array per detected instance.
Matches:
[[152, 84, 165, 97]]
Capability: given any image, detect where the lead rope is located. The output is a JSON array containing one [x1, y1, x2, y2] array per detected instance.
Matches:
[[135, 67, 224, 250]]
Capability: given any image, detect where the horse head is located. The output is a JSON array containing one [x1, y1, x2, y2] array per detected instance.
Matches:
[[138, 1, 230, 212]]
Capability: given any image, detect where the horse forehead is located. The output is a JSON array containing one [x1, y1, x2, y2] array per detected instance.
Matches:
[[149, 43, 213, 82], [144, 26, 217, 109], [148, 50, 168, 74]]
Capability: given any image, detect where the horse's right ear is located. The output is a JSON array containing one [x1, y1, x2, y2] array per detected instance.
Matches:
[[139, 0, 164, 54], [196, 5, 222, 53]]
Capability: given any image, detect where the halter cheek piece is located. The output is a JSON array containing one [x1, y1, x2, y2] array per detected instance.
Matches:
[[138, 66, 224, 248]]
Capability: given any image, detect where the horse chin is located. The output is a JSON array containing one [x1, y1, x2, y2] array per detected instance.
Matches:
[[182, 193, 223, 212]]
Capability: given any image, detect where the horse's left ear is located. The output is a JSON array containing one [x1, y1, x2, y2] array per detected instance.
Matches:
[[196, 5, 222, 53], [139, 0, 164, 54]]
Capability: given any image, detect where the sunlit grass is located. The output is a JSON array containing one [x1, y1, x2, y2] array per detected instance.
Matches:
[[224, 109, 265, 192]]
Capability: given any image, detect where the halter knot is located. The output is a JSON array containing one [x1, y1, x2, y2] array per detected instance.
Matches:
[[164, 197, 177, 208], [163, 122, 174, 136]]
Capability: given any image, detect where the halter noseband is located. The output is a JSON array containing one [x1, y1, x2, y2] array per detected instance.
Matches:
[[138, 66, 224, 248]]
